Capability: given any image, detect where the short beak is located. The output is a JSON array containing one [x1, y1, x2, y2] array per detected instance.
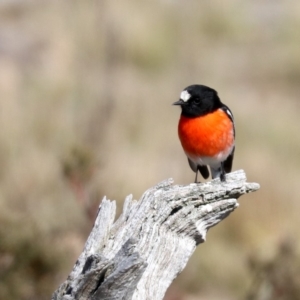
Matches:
[[173, 99, 184, 106]]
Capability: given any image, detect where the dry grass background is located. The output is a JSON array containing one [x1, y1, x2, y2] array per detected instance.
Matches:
[[1, 1, 300, 299]]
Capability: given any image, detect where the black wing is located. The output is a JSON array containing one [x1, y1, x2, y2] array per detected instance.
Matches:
[[221, 104, 235, 173], [221, 105, 235, 137]]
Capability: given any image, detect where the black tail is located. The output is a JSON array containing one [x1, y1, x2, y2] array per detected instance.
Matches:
[[198, 165, 209, 179]]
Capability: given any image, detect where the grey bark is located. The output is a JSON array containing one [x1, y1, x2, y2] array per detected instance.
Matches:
[[52, 169, 259, 300]]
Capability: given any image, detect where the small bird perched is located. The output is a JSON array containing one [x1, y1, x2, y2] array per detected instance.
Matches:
[[173, 84, 235, 183]]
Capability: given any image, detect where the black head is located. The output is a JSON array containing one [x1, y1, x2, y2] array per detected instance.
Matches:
[[173, 85, 222, 118]]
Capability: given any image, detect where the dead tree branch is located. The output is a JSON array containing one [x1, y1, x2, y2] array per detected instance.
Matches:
[[52, 169, 259, 300]]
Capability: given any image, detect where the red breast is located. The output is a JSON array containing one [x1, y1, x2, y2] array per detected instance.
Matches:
[[178, 109, 234, 158]]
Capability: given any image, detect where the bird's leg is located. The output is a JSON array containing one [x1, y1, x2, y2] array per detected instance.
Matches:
[[220, 162, 226, 182], [194, 170, 198, 183]]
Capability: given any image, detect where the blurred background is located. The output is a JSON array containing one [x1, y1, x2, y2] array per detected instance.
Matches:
[[0, 0, 300, 299]]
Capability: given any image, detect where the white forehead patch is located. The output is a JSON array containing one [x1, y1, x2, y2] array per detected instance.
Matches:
[[180, 90, 191, 102]]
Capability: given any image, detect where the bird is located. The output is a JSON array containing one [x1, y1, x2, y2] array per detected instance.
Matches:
[[173, 84, 235, 183]]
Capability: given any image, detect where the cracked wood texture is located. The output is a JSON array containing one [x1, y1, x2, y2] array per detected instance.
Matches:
[[52, 169, 259, 300]]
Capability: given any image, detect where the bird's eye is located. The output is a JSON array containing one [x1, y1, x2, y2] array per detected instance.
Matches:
[[194, 97, 201, 104]]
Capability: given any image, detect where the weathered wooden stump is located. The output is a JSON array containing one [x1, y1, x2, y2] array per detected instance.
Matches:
[[52, 170, 259, 300]]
